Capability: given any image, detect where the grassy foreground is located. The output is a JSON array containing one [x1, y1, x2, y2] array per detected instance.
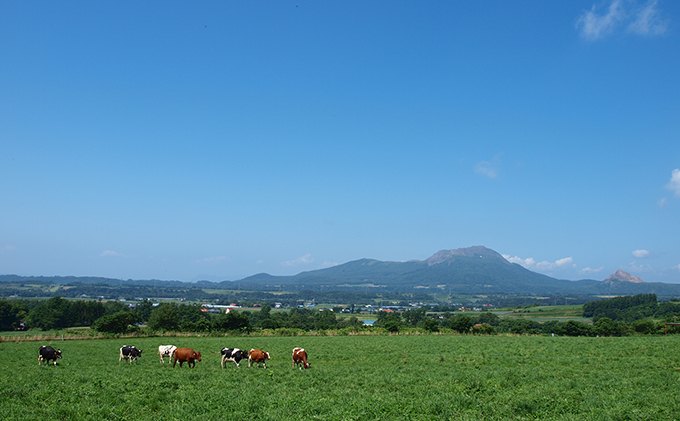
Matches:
[[2, 334, 679, 420]]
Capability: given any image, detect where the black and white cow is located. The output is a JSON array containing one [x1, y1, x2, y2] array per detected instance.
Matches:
[[119, 345, 142, 364], [157, 345, 177, 364], [220, 348, 248, 368], [38, 346, 62, 366]]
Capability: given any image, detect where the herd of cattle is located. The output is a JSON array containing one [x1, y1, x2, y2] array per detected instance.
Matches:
[[38, 344, 310, 370]]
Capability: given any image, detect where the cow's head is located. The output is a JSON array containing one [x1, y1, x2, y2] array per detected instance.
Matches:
[[194, 351, 202, 361], [56, 350, 62, 358], [303, 361, 310, 369], [264, 352, 271, 360]]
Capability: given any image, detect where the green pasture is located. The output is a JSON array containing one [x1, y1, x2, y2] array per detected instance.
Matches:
[[503, 305, 588, 322], [2, 334, 679, 420]]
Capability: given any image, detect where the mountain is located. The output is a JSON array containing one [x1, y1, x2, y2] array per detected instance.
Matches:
[[228, 247, 680, 296], [4, 247, 680, 297], [603, 270, 644, 285], [232, 246, 597, 294], [583, 270, 680, 296]]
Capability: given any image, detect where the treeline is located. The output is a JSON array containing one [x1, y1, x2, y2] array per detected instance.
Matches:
[[5, 294, 680, 337], [376, 309, 680, 336], [1, 282, 434, 308], [582, 294, 680, 323]]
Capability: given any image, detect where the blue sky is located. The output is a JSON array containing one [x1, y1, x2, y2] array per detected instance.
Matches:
[[2, 1, 679, 283]]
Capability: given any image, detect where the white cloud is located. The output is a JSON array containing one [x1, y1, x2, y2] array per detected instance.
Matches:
[[282, 254, 314, 267], [667, 169, 680, 197], [576, 0, 668, 40], [1, 245, 16, 252], [503, 255, 573, 271], [628, 0, 668, 36], [658, 197, 668, 208], [555, 257, 574, 267], [582, 266, 605, 274], [100, 250, 124, 258], [503, 255, 533, 266], [632, 249, 650, 258]]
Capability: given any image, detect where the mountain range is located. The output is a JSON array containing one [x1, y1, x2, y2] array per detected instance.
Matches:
[[224, 246, 680, 296], [3, 246, 680, 297]]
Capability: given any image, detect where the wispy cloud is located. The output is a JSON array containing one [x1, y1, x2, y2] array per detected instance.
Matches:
[[625, 261, 653, 273], [100, 250, 125, 258], [658, 197, 668, 208], [627, 0, 668, 36], [582, 266, 605, 274], [1, 245, 16, 252], [576, 0, 668, 40], [282, 254, 314, 267], [475, 154, 503, 179], [503, 254, 574, 271], [667, 168, 680, 197], [576, 0, 625, 40], [196, 256, 228, 264], [319, 261, 339, 269]]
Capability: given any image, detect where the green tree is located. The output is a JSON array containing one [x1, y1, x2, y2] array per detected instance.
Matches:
[[313, 310, 337, 330], [26, 296, 72, 330], [148, 304, 180, 331], [92, 311, 139, 334], [176, 304, 207, 327], [104, 301, 129, 315], [449, 316, 473, 334], [70, 300, 106, 326], [134, 300, 154, 322], [631, 319, 656, 335], [377, 311, 402, 333], [213, 311, 250, 332], [422, 318, 439, 332], [403, 308, 427, 327], [476, 312, 500, 326], [0, 299, 26, 331], [594, 317, 624, 336], [562, 320, 594, 337]]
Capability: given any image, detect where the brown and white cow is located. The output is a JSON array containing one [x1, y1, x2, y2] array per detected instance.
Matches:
[[248, 348, 270, 368], [172, 348, 202, 368], [292, 348, 310, 370]]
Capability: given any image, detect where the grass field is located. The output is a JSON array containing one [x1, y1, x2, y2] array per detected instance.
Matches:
[[2, 334, 679, 420], [503, 305, 590, 322]]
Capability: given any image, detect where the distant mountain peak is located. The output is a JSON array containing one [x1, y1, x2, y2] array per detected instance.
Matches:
[[604, 269, 644, 284], [424, 246, 507, 266]]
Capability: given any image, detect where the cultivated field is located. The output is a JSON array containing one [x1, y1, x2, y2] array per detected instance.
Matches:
[[2, 334, 679, 420]]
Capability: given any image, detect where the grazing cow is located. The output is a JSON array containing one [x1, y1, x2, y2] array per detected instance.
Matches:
[[292, 347, 310, 370], [157, 345, 177, 364], [248, 349, 270, 368], [38, 346, 62, 366], [173, 348, 201, 368], [119, 345, 142, 364], [221, 348, 248, 368]]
